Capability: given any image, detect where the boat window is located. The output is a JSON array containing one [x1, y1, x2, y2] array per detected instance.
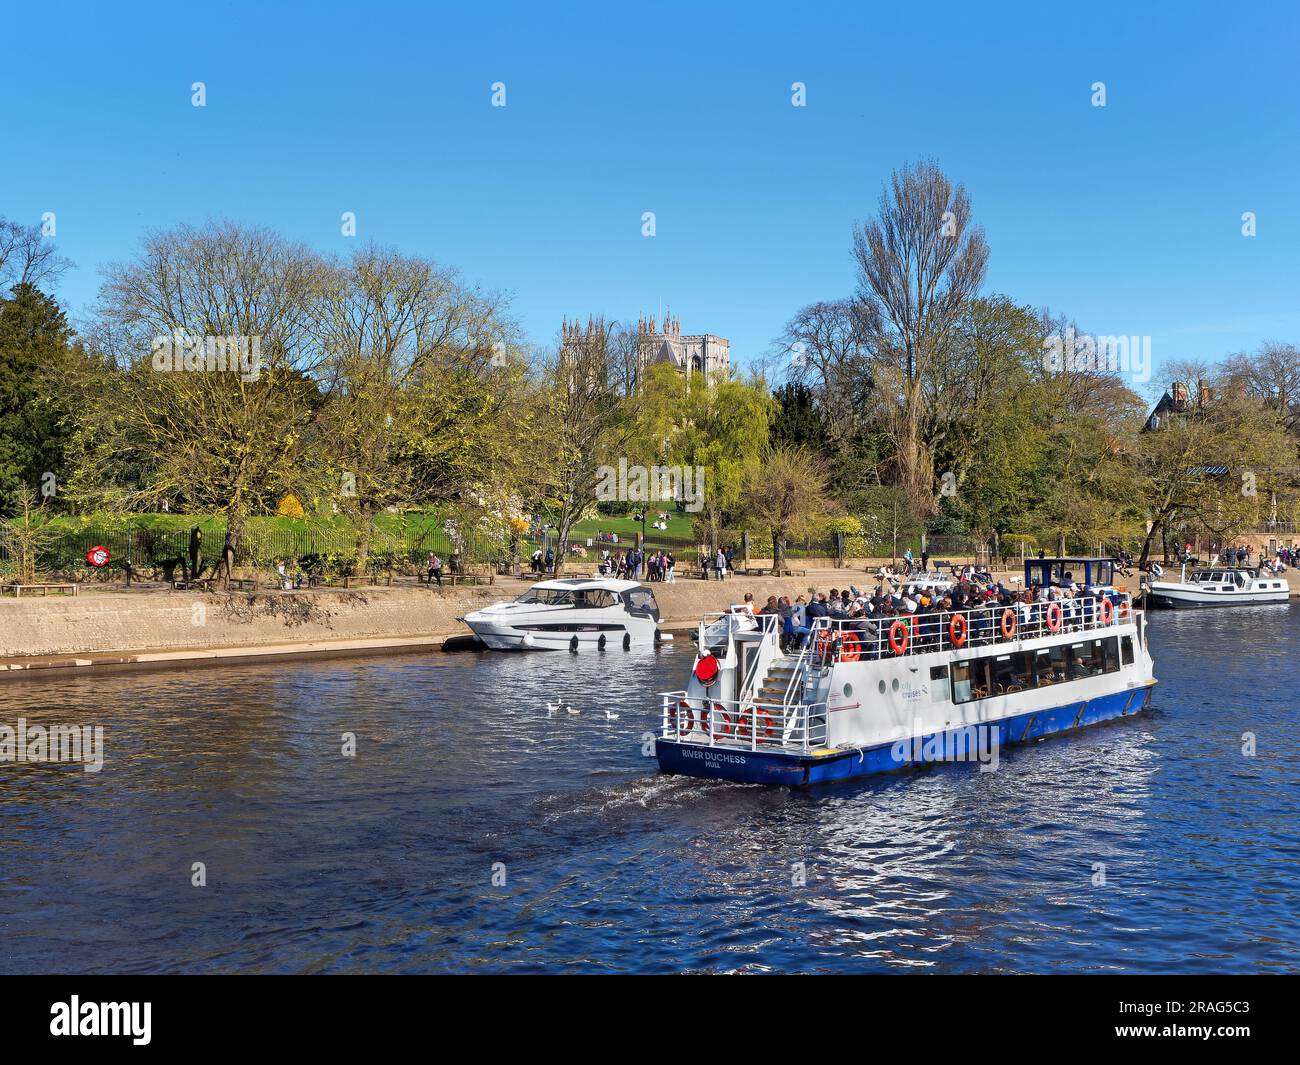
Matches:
[[1102, 637, 1120, 673], [992, 654, 1017, 694], [515, 588, 574, 606], [626, 589, 657, 611], [575, 589, 616, 608], [930, 665, 950, 703], [1013, 650, 1037, 689], [1034, 649, 1054, 685], [952, 661, 974, 703], [1121, 635, 1134, 666]]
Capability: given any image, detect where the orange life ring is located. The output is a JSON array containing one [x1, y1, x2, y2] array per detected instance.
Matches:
[[889, 618, 910, 655], [735, 707, 753, 741], [839, 631, 862, 662], [736, 706, 778, 742], [815, 629, 834, 659], [676, 699, 695, 734], [712, 702, 734, 737], [1045, 602, 1063, 633], [1102, 598, 1115, 624], [949, 613, 968, 647], [1000, 608, 1018, 639]]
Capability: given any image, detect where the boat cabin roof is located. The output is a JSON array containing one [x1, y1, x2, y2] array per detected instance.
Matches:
[[530, 577, 644, 593]]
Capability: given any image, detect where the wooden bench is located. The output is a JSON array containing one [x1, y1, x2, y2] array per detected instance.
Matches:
[[6, 583, 79, 597], [447, 571, 493, 586], [172, 577, 256, 591]]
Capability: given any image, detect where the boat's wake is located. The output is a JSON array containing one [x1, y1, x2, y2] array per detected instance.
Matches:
[[536, 773, 742, 823]]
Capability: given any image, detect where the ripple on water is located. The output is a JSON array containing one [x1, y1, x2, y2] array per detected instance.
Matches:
[[0, 609, 1297, 972]]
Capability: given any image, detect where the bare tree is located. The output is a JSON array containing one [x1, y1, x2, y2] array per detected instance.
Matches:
[[606, 320, 642, 397], [0, 218, 73, 293], [1221, 342, 1300, 433], [536, 317, 627, 576], [781, 298, 871, 428], [851, 159, 989, 515]]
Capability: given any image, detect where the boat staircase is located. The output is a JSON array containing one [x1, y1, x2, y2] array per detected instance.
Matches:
[[740, 637, 824, 745]]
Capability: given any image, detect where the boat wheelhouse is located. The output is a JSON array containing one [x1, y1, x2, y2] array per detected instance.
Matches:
[[1146, 565, 1289, 608], [655, 585, 1155, 786], [1023, 556, 1121, 590], [463, 578, 660, 650]]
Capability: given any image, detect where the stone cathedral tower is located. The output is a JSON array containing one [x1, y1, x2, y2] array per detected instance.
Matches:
[[635, 312, 730, 388]]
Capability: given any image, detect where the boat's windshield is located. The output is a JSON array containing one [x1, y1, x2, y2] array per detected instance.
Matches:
[[514, 587, 619, 607], [515, 589, 574, 605]]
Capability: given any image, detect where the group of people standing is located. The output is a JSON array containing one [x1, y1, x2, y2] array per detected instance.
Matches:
[[598, 547, 676, 582]]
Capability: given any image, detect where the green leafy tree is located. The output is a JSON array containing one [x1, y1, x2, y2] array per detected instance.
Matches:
[[741, 446, 835, 575], [0, 284, 88, 512]]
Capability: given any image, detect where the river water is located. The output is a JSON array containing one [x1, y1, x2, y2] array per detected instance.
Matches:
[[1, 607, 1297, 974]]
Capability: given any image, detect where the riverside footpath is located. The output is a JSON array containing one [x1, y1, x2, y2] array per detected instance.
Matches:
[[4, 562, 1295, 677]]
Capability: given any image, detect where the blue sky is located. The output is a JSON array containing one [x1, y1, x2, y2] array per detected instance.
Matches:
[[3, 0, 1297, 398]]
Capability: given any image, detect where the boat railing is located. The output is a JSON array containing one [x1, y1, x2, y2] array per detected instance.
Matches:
[[801, 591, 1134, 665], [660, 691, 828, 752], [696, 606, 778, 647]]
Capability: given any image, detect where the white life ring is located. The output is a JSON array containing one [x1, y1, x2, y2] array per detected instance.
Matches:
[[1151, 563, 1164, 578]]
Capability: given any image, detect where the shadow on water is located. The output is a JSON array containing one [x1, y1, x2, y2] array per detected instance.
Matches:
[[0, 607, 1297, 973]]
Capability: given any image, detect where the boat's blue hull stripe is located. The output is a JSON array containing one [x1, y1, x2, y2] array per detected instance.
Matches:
[[654, 684, 1154, 786]]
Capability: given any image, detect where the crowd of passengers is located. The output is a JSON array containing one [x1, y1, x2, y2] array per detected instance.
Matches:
[[737, 571, 1119, 655]]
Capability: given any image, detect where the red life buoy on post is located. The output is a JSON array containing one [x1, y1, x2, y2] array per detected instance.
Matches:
[[840, 631, 862, 662], [1045, 602, 1063, 634], [676, 699, 694, 734], [949, 613, 968, 648], [1000, 608, 1018, 640], [694, 653, 720, 687], [889, 619, 910, 656], [1101, 598, 1115, 625], [757, 709, 777, 742]]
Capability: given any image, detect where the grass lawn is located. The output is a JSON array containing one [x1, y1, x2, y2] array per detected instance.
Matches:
[[563, 511, 697, 544]]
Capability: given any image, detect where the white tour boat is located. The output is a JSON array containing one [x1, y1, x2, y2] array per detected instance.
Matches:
[[655, 558, 1156, 786], [1145, 565, 1289, 609], [463, 578, 661, 650]]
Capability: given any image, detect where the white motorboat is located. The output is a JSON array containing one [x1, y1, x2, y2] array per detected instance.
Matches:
[[463, 578, 661, 650], [1146, 565, 1290, 608]]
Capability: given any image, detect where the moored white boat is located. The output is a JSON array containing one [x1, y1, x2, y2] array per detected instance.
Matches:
[[463, 578, 661, 650], [655, 559, 1156, 786], [1146, 565, 1289, 609]]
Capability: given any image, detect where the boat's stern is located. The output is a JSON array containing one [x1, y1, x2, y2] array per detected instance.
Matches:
[[654, 735, 818, 786]]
